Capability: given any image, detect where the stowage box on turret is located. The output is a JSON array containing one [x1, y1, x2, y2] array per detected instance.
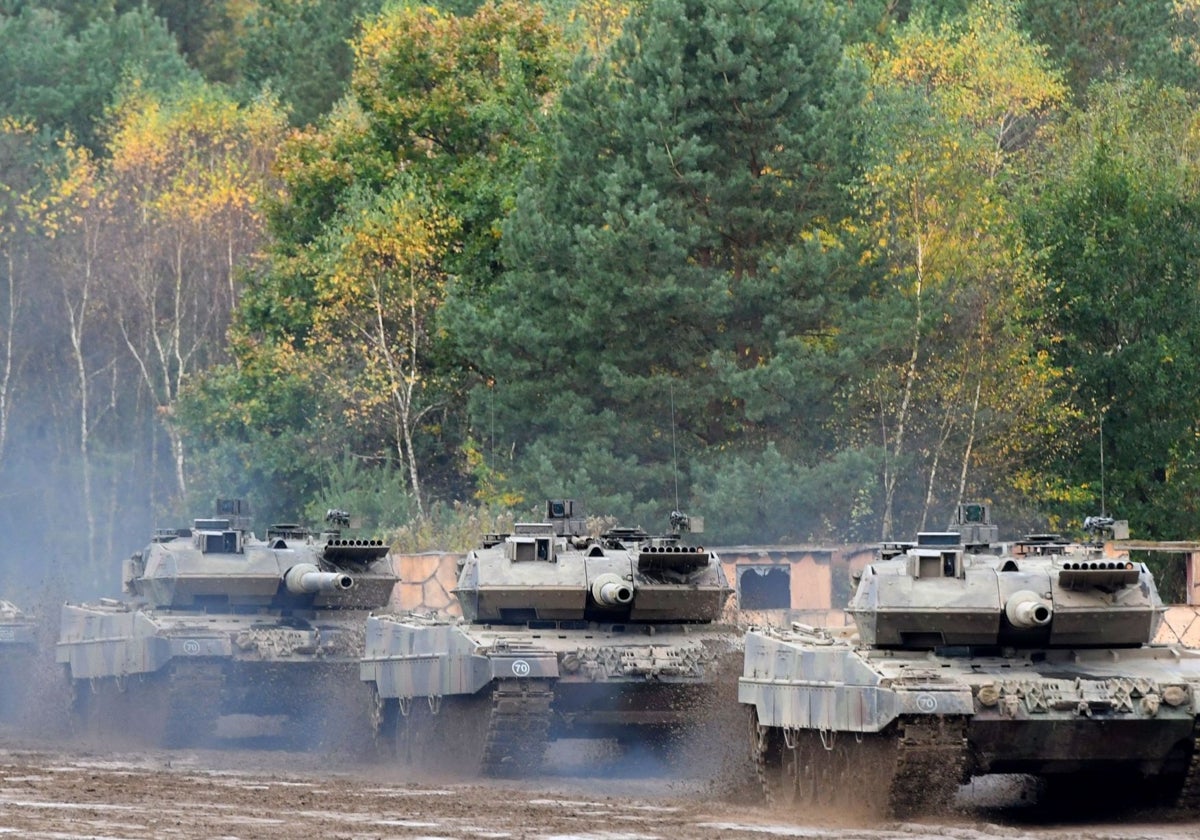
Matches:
[[360, 500, 743, 777], [740, 503, 1200, 816], [57, 500, 397, 748]]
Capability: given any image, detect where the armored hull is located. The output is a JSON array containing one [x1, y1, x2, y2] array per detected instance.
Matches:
[[0, 600, 37, 719], [57, 502, 396, 748], [740, 505, 1200, 816], [361, 501, 743, 777]]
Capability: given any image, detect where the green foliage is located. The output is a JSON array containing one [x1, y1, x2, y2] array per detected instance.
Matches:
[[185, 2, 570, 520], [1021, 79, 1200, 538], [0, 5, 196, 150], [691, 444, 880, 544], [453, 0, 867, 521], [177, 336, 329, 525], [835, 0, 1067, 536], [301, 455, 417, 534], [1020, 0, 1200, 98], [388, 499, 517, 553], [13, 0, 1200, 582], [235, 0, 386, 126]]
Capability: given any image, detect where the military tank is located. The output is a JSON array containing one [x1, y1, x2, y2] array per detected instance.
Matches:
[[0, 599, 37, 719], [740, 503, 1200, 817], [57, 500, 397, 748], [360, 500, 743, 777]]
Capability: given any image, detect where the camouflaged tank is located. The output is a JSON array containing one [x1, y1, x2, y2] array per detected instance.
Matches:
[[360, 500, 742, 777], [741, 503, 1200, 817], [57, 500, 397, 748], [0, 599, 37, 718]]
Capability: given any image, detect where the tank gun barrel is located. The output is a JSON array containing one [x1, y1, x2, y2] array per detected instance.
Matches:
[[1005, 590, 1053, 629], [284, 563, 353, 594], [590, 573, 634, 607]]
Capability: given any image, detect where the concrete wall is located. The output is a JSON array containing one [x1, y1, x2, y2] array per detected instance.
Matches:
[[1157, 606, 1200, 646]]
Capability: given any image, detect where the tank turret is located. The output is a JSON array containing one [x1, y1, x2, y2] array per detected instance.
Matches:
[[847, 503, 1160, 650], [59, 499, 398, 749], [121, 499, 394, 611], [454, 499, 729, 624], [362, 500, 743, 779]]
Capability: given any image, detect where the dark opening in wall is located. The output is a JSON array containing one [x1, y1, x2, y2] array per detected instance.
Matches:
[[738, 564, 791, 609]]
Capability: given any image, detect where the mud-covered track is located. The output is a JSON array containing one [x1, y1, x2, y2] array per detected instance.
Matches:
[[751, 714, 969, 818]]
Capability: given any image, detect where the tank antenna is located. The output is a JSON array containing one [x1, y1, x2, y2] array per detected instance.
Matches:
[[670, 380, 680, 512], [1099, 413, 1106, 517]]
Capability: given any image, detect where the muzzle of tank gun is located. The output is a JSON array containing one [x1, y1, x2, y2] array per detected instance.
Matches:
[[1005, 589, 1053, 629], [284, 563, 354, 594], [590, 572, 634, 607]]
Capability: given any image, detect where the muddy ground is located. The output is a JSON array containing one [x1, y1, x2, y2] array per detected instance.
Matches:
[[0, 728, 1198, 840]]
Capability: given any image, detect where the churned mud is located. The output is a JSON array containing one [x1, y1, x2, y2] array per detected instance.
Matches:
[[0, 728, 1197, 840]]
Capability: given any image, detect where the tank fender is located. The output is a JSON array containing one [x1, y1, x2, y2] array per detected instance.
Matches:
[[164, 635, 234, 659], [487, 651, 560, 681]]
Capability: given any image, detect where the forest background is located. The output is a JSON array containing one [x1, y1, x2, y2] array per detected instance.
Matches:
[[3, 0, 1200, 600]]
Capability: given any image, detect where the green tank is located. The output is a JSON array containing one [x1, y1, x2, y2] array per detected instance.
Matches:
[[0, 599, 37, 719], [740, 503, 1200, 817], [360, 500, 743, 777], [57, 500, 397, 748]]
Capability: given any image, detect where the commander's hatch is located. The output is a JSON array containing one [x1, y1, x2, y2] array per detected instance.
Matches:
[[193, 518, 242, 554], [506, 523, 556, 562], [909, 531, 963, 579]]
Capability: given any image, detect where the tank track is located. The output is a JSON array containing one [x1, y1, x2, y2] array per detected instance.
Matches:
[[750, 709, 795, 807], [479, 678, 553, 776], [747, 714, 968, 818], [1174, 716, 1200, 812], [389, 679, 554, 777], [66, 660, 225, 748], [888, 716, 969, 818], [162, 659, 225, 747]]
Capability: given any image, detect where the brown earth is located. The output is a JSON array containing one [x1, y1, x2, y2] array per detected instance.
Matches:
[[1, 730, 1198, 840]]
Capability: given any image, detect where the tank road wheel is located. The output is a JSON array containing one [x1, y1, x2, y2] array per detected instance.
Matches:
[[750, 707, 798, 807], [67, 672, 102, 741], [370, 689, 399, 760], [392, 681, 553, 778], [394, 696, 438, 768], [752, 723, 902, 817]]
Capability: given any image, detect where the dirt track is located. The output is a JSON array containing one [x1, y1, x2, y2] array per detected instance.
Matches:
[[1, 730, 1199, 840]]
